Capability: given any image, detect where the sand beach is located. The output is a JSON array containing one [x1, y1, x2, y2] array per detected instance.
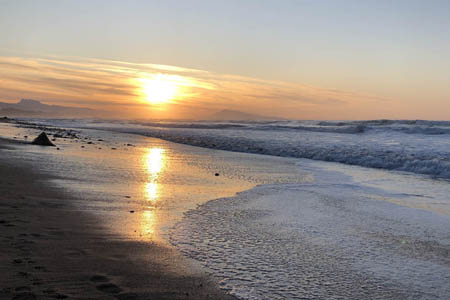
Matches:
[[0, 128, 241, 299], [0, 120, 303, 299]]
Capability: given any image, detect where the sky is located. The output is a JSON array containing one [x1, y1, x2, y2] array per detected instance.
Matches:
[[0, 0, 449, 120]]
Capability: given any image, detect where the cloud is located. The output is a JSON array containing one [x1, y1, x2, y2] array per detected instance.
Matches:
[[0, 55, 386, 119]]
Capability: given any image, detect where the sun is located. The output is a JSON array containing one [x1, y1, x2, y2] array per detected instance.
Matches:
[[140, 74, 178, 104]]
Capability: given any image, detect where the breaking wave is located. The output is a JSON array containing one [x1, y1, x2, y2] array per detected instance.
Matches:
[[25, 118, 450, 179]]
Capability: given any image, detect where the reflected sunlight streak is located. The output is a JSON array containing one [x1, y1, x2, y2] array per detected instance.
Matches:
[[141, 147, 166, 239], [142, 210, 156, 236], [146, 182, 158, 202], [144, 147, 166, 203]]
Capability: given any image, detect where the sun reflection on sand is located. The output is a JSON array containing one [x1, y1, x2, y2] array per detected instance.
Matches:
[[142, 210, 156, 236], [141, 147, 166, 239], [144, 147, 166, 203], [145, 182, 158, 202]]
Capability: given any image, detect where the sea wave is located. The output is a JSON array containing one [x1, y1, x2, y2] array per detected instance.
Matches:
[[131, 119, 450, 135], [139, 130, 450, 179], [318, 120, 450, 135], [20, 118, 450, 179]]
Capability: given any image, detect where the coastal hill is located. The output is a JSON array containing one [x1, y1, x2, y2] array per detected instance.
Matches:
[[206, 109, 282, 121], [0, 99, 99, 118]]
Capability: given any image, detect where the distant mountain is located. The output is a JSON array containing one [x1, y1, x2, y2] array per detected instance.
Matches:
[[0, 99, 99, 117], [207, 109, 282, 121]]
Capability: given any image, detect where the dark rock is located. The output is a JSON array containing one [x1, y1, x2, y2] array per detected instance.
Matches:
[[31, 132, 55, 147], [129, 210, 135, 213], [215, 173, 220, 176]]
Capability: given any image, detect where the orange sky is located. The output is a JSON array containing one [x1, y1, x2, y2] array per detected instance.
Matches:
[[0, 55, 425, 120], [1, 1, 449, 120]]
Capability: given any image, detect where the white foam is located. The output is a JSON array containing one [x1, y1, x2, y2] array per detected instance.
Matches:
[[171, 160, 450, 299]]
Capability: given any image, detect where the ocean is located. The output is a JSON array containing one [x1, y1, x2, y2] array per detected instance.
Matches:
[[28, 118, 450, 179], [7, 118, 450, 299]]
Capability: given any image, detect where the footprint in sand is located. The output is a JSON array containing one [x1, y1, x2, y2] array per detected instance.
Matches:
[[115, 292, 140, 300], [24, 257, 36, 264], [11, 292, 37, 300], [31, 279, 42, 286], [96, 283, 122, 294], [42, 288, 68, 299], [64, 248, 89, 259], [14, 287, 31, 292], [46, 230, 66, 237], [17, 271, 30, 278], [33, 266, 47, 271], [18, 238, 35, 245], [90, 275, 122, 294], [1, 219, 15, 227]]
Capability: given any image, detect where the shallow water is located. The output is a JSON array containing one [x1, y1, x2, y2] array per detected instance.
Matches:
[[0, 122, 306, 242], [171, 160, 450, 299]]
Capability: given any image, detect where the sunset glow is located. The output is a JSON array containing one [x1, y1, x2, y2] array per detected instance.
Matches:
[[140, 75, 178, 104], [0, 1, 449, 120]]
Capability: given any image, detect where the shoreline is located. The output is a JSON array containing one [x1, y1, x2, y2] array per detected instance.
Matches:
[[171, 164, 450, 299], [0, 136, 237, 299], [3, 119, 449, 299]]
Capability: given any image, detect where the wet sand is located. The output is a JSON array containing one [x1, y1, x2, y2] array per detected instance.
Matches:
[[0, 137, 237, 299]]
